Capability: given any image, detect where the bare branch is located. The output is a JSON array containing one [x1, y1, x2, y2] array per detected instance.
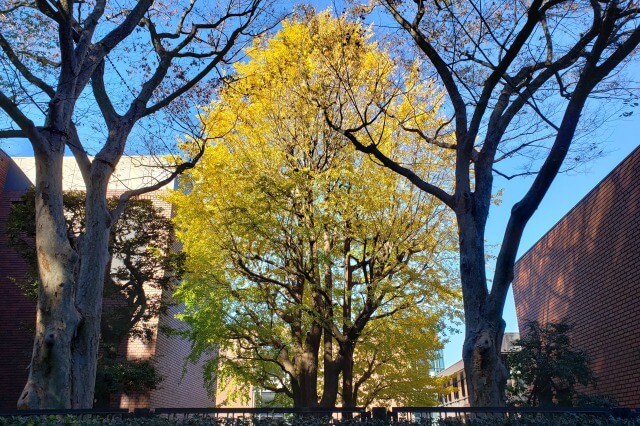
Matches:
[[90, 59, 119, 124], [0, 33, 55, 98], [383, 1, 469, 139], [97, 0, 154, 53], [110, 140, 206, 222], [325, 112, 455, 209], [0, 89, 37, 133], [0, 129, 27, 138]]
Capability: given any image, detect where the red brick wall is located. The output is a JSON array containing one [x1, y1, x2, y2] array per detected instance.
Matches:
[[149, 303, 215, 408], [512, 146, 640, 407], [0, 152, 36, 409]]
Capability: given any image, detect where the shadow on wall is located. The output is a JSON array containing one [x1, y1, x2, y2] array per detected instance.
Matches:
[[0, 151, 36, 409], [513, 147, 640, 407]]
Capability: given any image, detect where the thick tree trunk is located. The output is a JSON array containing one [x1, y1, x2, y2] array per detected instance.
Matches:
[[341, 342, 356, 407], [457, 211, 508, 406], [17, 146, 114, 409], [319, 328, 341, 408], [462, 320, 508, 406], [291, 316, 322, 408], [292, 349, 320, 408], [18, 146, 81, 409]]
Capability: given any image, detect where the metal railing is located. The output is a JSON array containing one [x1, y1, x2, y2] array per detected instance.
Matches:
[[0, 406, 638, 424], [391, 406, 638, 425]]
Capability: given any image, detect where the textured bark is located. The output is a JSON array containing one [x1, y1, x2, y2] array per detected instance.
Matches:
[[291, 331, 321, 408], [456, 208, 509, 406], [462, 326, 509, 406], [319, 353, 341, 408], [70, 165, 112, 407], [18, 145, 80, 409]]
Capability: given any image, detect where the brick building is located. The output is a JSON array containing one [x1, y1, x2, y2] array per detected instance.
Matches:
[[0, 151, 35, 410], [512, 145, 640, 407], [0, 151, 214, 409]]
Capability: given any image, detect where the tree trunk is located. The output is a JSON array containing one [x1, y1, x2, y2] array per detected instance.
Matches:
[[70, 165, 112, 407], [319, 328, 341, 408], [457, 210, 508, 406], [292, 348, 320, 408], [291, 315, 322, 408], [18, 145, 81, 409], [462, 320, 508, 406], [341, 341, 356, 407], [17, 145, 114, 409]]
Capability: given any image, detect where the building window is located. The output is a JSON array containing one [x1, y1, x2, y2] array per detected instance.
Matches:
[[453, 377, 459, 400]]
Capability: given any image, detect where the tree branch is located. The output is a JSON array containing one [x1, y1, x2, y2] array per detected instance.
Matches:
[[0, 129, 27, 138], [325, 114, 455, 209], [0, 33, 55, 98], [110, 141, 206, 222]]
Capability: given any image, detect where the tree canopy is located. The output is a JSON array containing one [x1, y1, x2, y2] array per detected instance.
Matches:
[[169, 11, 460, 408]]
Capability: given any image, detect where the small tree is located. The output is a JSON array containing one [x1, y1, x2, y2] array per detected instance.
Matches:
[[506, 320, 597, 407]]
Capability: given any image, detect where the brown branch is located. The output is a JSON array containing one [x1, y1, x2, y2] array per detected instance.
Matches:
[[326, 114, 455, 209], [383, 1, 469, 139], [98, 0, 154, 52], [0, 89, 36, 132], [91, 59, 119, 124], [143, 2, 267, 117]]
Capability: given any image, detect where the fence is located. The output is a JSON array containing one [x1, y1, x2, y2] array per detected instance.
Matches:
[[0, 406, 638, 424], [391, 406, 639, 424]]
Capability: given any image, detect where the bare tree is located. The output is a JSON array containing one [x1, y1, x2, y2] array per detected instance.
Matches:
[[326, 0, 640, 406], [0, 0, 276, 409]]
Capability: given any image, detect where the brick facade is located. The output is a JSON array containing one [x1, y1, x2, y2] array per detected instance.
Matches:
[[512, 145, 640, 407], [0, 151, 36, 409], [0, 152, 213, 409]]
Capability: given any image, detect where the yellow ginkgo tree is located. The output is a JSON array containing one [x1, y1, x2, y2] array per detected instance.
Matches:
[[169, 11, 460, 408]]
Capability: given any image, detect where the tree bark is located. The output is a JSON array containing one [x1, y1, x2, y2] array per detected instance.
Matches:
[[457, 210, 508, 406], [341, 341, 356, 408], [70, 162, 112, 407], [18, 142, 81, 409], [292, 344, 320, 408]]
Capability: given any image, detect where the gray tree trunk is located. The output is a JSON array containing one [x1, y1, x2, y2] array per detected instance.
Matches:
[[70, 164, 113, 407], [456, 210, 508, 406], [18, 145, 81, 408]]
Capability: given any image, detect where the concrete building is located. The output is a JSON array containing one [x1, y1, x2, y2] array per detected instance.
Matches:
[[438, 333, 519, 407], [0, 151, 213, 409], [512, 145, 640, 407]]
